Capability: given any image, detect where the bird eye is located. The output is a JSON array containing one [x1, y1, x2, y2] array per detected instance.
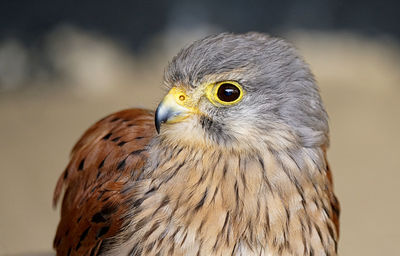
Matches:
[[217, 83, 241, 102], [215, 81, 242, 104], [205, 81, 244, 106]]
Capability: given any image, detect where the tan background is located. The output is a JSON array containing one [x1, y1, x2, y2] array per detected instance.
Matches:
[[0, 30, 399, 255]]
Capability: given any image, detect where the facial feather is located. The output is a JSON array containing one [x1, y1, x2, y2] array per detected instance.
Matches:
[[164, 32, 329, 149]]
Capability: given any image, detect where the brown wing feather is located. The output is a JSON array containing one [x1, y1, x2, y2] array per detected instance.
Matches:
[[53, 109, 156, 256]]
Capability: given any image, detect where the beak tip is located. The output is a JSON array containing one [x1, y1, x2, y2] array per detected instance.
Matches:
[[155, 121, 161, 134], [155, 107, 161, 134]]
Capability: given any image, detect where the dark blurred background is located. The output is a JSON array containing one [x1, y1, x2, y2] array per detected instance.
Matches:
[[0, 1, 399, 255], [1, 0, 400, 49]]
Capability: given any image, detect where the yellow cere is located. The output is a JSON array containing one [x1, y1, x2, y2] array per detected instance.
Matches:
[[169, 87, 190, 106], [205, 81, 245, 106], [167, 87, 199, 112]]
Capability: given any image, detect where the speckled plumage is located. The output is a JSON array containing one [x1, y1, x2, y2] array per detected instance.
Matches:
[[54, 32, 339, 256]]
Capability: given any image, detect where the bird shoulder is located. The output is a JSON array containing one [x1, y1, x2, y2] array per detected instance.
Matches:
[[53, 108, 155, 255]]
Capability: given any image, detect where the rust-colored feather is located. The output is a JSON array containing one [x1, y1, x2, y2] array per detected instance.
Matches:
[[53, 109, 156, 256]]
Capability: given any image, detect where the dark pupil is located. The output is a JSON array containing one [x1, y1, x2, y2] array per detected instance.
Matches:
[[217, 83, 240, 102]]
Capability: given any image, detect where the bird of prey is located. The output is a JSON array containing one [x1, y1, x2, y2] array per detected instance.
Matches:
[[53, 32, 340, 256]]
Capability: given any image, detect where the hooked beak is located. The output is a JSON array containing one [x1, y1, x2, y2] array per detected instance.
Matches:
[[155, 88, 194, 133]]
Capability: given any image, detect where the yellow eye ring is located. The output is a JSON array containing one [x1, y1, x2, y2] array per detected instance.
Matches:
[[206, 81, 244, 106]]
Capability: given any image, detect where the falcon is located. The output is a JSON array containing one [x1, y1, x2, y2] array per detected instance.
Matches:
[[53, 32, 340, 256]]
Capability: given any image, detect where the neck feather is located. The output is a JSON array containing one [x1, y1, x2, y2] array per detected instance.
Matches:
[[114, 137, 338, 256]]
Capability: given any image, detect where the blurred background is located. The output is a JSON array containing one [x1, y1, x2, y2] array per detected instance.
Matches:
[[0, 0, 399, 255]]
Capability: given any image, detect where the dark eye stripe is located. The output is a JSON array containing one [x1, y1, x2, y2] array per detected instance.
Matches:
[[217, 83, 241, 102]]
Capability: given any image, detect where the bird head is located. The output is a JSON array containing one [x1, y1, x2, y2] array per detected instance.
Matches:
[[155, 32, 328, 152]]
